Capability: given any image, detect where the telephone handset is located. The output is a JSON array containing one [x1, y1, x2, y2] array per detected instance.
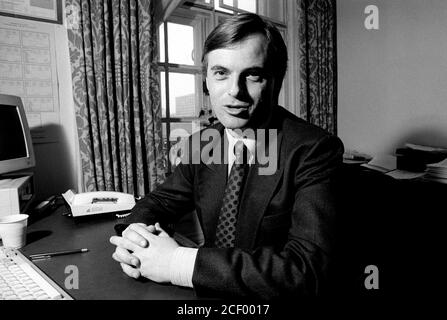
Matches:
[[62, 190, 136, 217]]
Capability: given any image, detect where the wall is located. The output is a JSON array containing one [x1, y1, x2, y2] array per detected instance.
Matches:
[[337, 0, 447, 156], [0, 8, 79, 203], [32, 20, 79, 202]]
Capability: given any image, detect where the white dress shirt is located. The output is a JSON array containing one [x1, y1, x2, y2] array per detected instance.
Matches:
[[169, 129, 255, 288]]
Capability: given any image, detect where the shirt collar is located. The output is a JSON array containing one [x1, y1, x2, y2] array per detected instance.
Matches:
[[225, 128, 256, 164]]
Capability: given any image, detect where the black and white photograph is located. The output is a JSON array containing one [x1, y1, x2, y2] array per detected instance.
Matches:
[[0, 0, 445, 315]]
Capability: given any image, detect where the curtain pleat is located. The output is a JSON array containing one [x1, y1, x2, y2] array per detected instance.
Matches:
[[66, 0, 165, 196], [299, 0, 337, 135]]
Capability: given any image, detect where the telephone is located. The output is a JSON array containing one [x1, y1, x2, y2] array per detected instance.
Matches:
[[62, 189, 136, 217]]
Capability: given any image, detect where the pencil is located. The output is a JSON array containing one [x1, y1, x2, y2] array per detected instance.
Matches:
[[29, 248, 89, 259]]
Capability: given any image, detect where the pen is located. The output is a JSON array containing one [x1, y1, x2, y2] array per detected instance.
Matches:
[[29, 248, 89, 259]]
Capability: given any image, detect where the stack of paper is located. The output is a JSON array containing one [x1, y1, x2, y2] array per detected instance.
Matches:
[[424, 158, 447, 184]]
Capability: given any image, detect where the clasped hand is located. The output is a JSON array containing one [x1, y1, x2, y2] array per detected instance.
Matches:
[[109, 222, 179, 283]]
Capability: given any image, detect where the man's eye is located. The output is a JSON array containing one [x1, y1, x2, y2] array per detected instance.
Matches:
[[246, 74, 262, 82], [214, 71, 227, 79]]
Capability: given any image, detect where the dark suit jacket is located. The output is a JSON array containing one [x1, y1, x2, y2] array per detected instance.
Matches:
[[121, 106, 344, 299]]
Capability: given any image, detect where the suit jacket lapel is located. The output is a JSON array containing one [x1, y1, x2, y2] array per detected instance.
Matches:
[[197, 123, 228, 245], [235, 126, 285, 250]]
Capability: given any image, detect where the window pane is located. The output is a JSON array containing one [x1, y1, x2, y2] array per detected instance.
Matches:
[[216, 0, 234, 13], [160, 72, 166, 117], [167, 22, 194, 65], [167, 72, 198, 118], [237, 0, 256, 13], [159, 23, 165, 62], [161, 72, 199, 117], [258, 0, 285, 22]]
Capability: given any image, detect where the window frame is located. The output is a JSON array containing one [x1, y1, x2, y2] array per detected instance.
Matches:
[[218, 0, 286, 26], [158, 9, 211, 173]]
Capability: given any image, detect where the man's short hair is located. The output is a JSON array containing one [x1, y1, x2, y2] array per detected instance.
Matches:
[[202, 13, 288, 97]]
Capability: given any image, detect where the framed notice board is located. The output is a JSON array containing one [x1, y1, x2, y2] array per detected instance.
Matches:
[[0, 0, 62, 25]]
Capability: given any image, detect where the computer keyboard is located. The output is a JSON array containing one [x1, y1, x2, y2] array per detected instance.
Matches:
[[0, 246, 71, 300]]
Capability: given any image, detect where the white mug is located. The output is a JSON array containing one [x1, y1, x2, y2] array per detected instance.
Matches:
[[0, 214, 29, 248]]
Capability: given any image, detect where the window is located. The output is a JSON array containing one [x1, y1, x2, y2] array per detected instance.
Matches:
[[158, 12, 209, 173], [159, 1, 291, 173]]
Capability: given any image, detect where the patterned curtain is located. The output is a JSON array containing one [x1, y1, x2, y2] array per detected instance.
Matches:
[[65, 0, 165, 196], [299, 0, 337, 135]]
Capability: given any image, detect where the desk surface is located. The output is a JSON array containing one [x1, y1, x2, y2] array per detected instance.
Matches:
[[20, 207, 197, 300]]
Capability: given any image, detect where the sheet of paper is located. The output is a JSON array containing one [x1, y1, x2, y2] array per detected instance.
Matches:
[[361, 154, 397, 172], [0, 16, 60, 143], [386, 170, 425, 180]]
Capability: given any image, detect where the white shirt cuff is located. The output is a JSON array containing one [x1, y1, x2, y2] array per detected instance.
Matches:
[[169, 247, 198, 288]]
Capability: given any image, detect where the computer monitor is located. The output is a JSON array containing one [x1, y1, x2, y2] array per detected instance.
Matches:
[[0, 94, 35, 176]]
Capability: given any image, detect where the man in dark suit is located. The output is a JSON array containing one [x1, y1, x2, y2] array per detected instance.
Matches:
[[110, 13, 343, 299]]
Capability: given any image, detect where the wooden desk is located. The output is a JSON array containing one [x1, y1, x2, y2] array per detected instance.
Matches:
[[20, 207, 198, 300]]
